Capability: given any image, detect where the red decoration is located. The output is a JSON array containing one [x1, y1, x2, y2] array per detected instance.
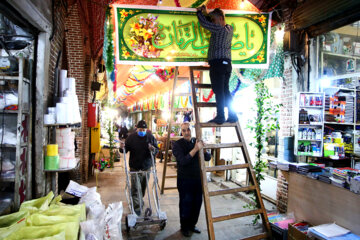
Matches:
[[20, 148, 26, 175], [202, 90, 214, 102], [155, 67, 175, 82], [19, 180, 26, 204]]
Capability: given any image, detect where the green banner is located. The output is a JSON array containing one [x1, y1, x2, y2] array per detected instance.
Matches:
[[114, 5, 271, 67]]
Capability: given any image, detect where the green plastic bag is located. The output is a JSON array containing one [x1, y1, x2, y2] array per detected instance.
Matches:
[[46, 203, 86, 222], [26, 213, 79, 226], [0, 211, 29, 239], [50, 195, 64, 206], [4, 224, 66, 240], [19, 192, 54, 214], [25, 215, 79, 240]]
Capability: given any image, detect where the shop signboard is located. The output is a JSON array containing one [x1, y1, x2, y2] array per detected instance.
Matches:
[[114, 5, 271, 68]]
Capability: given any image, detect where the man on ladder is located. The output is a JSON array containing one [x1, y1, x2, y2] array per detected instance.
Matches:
[[196, 5, 238, 124]]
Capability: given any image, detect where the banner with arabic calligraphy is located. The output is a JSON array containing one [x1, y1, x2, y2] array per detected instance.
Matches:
[[114, 5, 271, 68]]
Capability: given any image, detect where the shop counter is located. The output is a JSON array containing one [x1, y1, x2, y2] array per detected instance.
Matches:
[[287, 171, 360, 235]]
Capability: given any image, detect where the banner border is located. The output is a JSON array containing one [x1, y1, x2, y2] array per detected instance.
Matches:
[[113, 4, 272, 68]]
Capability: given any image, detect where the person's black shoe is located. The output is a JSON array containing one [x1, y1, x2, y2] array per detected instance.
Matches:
[[226, 116, 238, 123], [192, 226, 201, 234], [208, 116, 225, 124], [181, 229, 191, 237], [226, 113, 238, 123]]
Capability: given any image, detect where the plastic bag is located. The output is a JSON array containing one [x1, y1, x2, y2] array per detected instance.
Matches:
[[19, 191, 54, 214], [79, 187, 104, 220], [80, 218, 105, 240], [65, 180, 89, 197], [26, 213, 79, 227], [50, 195, 64, 206], [45, 203, 86, 222], [25, 215, 79, 240], [4, 225, 66, 240], [103, 202, 123, 240], [0, 211, 28, 239]]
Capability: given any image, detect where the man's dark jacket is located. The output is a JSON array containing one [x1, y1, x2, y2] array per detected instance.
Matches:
[[172, 137, 211, 179], [122, 132, 159, 170]]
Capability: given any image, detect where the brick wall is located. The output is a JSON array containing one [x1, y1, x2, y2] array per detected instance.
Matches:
[[276, 55, 294, 212], [64, 3, 92, 183], [276, 170, 289, 213]]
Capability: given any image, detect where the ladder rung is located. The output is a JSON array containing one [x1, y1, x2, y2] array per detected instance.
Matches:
[[197, 102, 216, 107], [164, 186, 177, 190], [206, 163, 249, 172], [173, 108, 192, 112], [191, 66, 210, 71], [241, 233, 269, 240], [212, 209, 264, 223], [199, 122, 237, 128], [166, 162, 177, 166], [204, 143, 243, 149], [209, 186, 256, 196], [165, 174, 177, 178], [193, 83, 212, 89], [174, 93, 192, 96]]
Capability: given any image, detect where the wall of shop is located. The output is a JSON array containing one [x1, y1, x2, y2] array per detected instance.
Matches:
[[276, 55, 297, 212], [64, 2, 94, 183]]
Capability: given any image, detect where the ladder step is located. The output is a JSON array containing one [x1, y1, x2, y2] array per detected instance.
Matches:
[[204, 143, 243, 149], [166, 162, 177, 166], [206, 163, 249, 172], [212, 209, 264, 223], [164, 186, 177, 190], [199, 122, 237, 128], [193, 83, 212, 89], [241, 233, 269, 240], [209, 186, 256, 196], [165, 174, 177, 178], [173, 108, 192, 112], [197, 102, 216, 107], [190, 66, 210, 71]]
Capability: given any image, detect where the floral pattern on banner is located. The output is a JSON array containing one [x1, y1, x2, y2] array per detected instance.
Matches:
[[126, 14, 163, 59]]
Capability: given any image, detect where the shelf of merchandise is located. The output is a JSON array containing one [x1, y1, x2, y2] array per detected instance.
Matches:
[[0, 58, 32, 212], [43, 158, 80, 173], [318, 46, 360, 160], [324, 122, 355, 125], [295, 92, 325, 157], [298, 139, 322, 142]]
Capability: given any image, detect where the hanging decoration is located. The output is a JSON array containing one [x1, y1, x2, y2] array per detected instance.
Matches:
[[202, 90, 214, 102], [180, 96, 189, 108], [155, 67, 175, 82], [262, 46, 284, 80], [115, 5, 270, 67], [105, 7, 115, 81]]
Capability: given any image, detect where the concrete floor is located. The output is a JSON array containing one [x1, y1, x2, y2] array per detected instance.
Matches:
[[85, 156, 276, 240]]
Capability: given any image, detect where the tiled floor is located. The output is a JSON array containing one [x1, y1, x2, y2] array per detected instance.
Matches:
[[85, 156, 275, 240]]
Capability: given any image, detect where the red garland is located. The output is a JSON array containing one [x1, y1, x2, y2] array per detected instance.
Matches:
[[202, 90, 214, 102], [154, 96, 158, 110], [174, 0, 181, 7]]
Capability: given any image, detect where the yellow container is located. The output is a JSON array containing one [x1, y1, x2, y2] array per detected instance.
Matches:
[[91, 123, 101, 153], [47, 144, 58, 156]]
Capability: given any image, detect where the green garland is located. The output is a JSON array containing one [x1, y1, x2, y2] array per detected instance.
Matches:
[[105, 7, 115, 74]]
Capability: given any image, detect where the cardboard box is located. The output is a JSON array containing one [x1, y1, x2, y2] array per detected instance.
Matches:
[[288, 222, 312, 240]]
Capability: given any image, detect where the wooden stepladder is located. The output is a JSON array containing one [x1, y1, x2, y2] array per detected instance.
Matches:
[[160, 67, 194, 194], [189, 66, 271, 240]]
